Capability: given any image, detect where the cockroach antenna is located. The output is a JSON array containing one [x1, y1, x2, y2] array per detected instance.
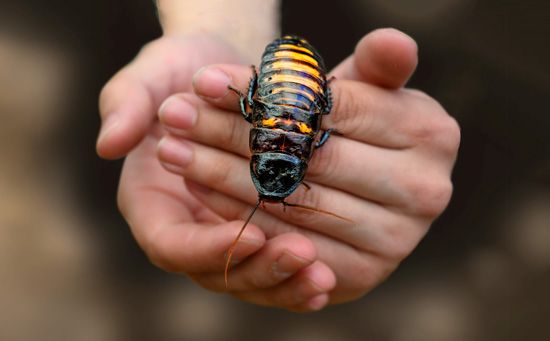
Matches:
[[282, 201, 354, 223], [224, 200, 262, 288]]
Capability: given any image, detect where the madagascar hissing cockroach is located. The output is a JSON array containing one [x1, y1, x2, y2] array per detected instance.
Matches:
[[225, 35, 350, 287]]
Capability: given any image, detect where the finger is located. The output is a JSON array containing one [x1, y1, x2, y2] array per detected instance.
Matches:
[[97, 67, 159, 159], [186, 180, 425, 305], [192, 64, 257, 112], [159, 94, 250, 156], [304, 229, 398, 304], [118, 127, 266, 274], [97, 37, 243, 159], [97, 47, 187, 160], [195, 233, 317, 292], [157, 97, 454, 214], [157, 93, 200, 135], [159, 87, 420, 158], [233, 261, 336, 311], [185, 178, 425, 269], [330, 28, 418, 88], [325, 81, 454, 148], [306, 135, 454, 217], [191, 28, 418, 116], [158, 137, 427, 256], [156, 134, 257, 203], [156, 136, 361, 227], [188, 64, 449, 150]]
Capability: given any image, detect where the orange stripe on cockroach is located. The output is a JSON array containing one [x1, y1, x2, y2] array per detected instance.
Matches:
[[224, 35, 352, 288]]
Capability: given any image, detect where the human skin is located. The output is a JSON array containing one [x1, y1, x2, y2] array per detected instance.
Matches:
[[98, 27, 460, 312], [155, 29, 460, 311], [156, 0, 279, 60]]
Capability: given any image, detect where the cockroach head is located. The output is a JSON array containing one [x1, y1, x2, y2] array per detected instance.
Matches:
[[250, 152, 307, 201]]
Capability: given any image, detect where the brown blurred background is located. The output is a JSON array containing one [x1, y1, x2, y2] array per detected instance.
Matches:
[[1, 1, 548, 340]]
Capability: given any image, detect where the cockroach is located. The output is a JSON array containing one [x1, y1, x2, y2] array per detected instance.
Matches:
[[225, 35, 349, 287]]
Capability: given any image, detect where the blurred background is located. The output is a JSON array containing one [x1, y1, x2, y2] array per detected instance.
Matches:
[[0, 0, 548, 340]]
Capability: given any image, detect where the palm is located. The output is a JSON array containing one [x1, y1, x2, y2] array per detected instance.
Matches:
[[117, 37, 243, 226], [102, 36, 268, 274], [121, 122, 221, 226]]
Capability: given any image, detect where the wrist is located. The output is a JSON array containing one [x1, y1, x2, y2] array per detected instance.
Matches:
[[156, 0, 280, 61]]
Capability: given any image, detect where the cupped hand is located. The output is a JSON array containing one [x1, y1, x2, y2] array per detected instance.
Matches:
[[155, 29, 460, 311], [97, 35, 276, 301]]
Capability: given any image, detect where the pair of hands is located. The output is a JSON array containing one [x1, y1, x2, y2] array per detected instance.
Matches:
[[97, 29, 460, 312]]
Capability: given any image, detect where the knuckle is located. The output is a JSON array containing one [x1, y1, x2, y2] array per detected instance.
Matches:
[[382, 220, 424, 261], [404, 93, 461, 155], [349, 257, 378, 290], [351, 254, 398, 293], [404, 175, 453, 217], [409, 115, 458, 151], [408, 116, 444, 145], [329, 81, 374, 135], [440, 116, 461, 155]]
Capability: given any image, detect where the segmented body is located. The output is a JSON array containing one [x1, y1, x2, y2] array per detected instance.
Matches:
[[225, 36, 338, 287], [247, 35, 332, 200]]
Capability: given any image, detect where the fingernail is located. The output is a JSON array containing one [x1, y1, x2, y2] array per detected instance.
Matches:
[[272, 251, 310, 280], [159, 96, 198, 128], [97, 113, 120, 145], [307, 294, 329, 311], [157, 137, 193, 168], [193, 67, 231, 99]]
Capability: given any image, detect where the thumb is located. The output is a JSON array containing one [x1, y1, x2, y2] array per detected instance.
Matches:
[[96, 36, 245, 159], [95, 37, 202, 159], [96, 67, 158, 159], [330, 28, 418, 89]]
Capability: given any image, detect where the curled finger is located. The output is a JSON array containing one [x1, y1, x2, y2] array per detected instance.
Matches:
[[233, 261, 336, 312], [194, 233, 316, 292]]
